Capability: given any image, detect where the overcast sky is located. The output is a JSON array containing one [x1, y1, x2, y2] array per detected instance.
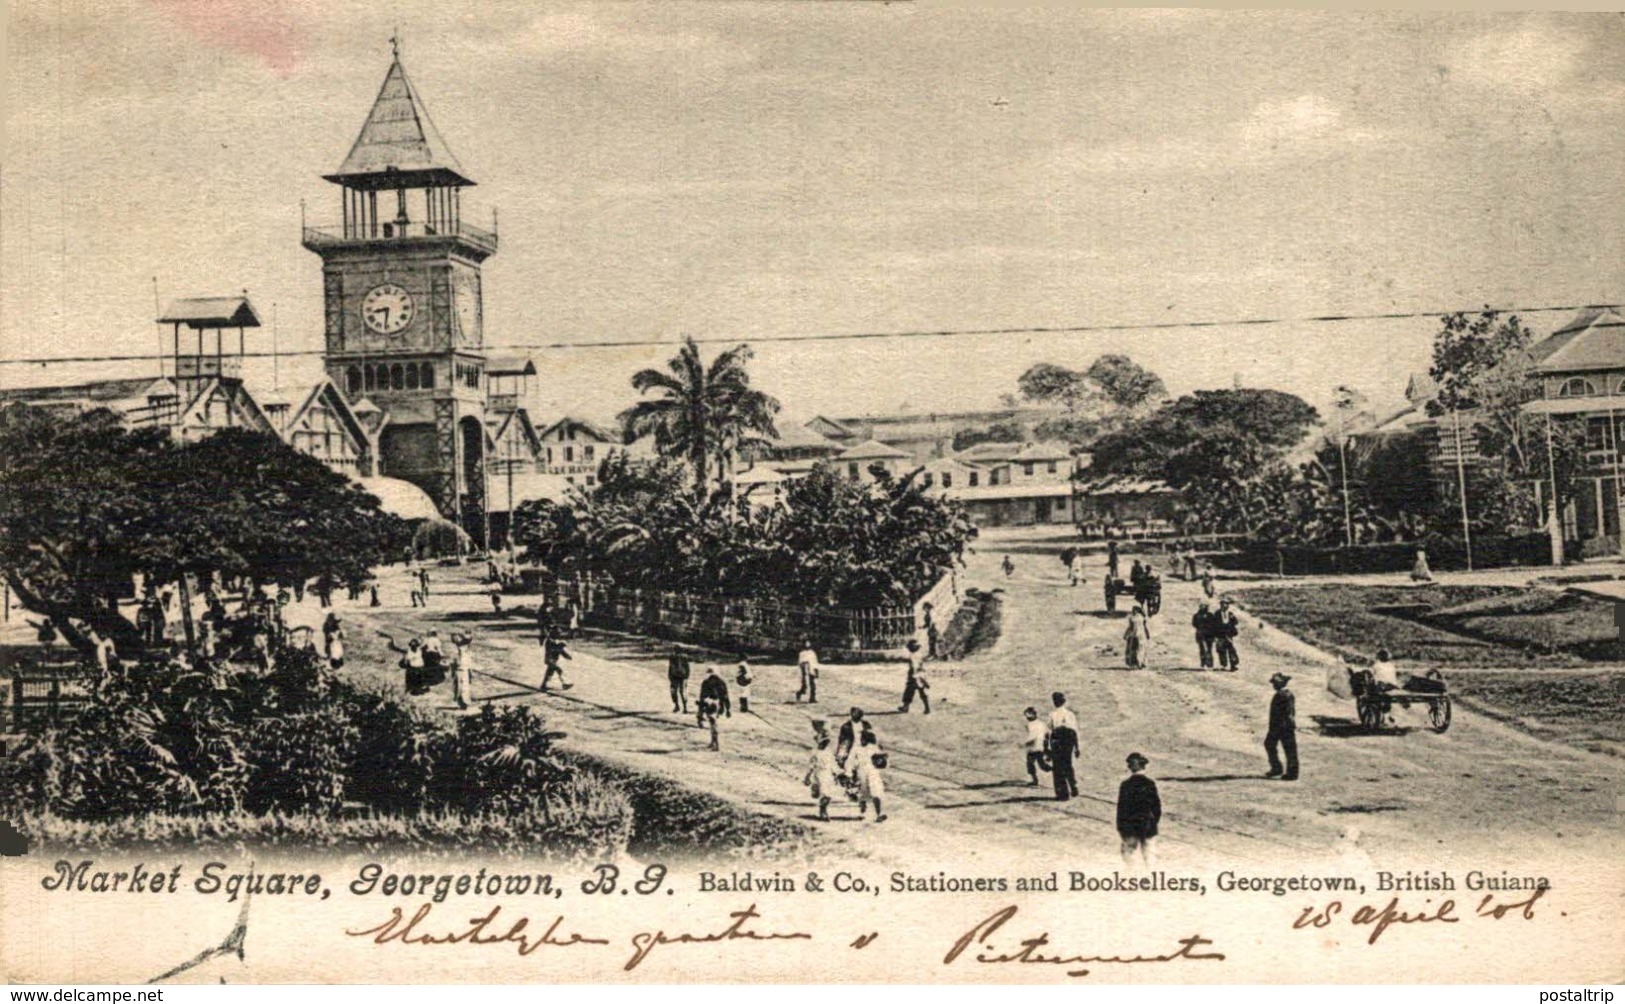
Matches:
[[4, 5, 1623, 424]]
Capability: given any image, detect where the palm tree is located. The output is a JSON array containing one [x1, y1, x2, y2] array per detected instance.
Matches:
[[618, 337, 780, 498]]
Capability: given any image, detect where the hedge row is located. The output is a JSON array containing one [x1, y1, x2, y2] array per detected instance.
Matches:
[[1207, 533, 1552, 576]]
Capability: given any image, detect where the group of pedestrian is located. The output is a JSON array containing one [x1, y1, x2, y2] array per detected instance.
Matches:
[[1190, 597, 1241, 670], [380, 625, 482, 709], [803, 707, 888, 822], [1017, 696, 1162, 867], [409, 567, 432, 608]]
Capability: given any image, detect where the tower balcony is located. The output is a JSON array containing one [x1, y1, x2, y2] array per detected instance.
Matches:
[[302, 219, 498, 257]]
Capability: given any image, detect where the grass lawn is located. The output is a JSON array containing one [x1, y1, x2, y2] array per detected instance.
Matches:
[[1448, 671, 1625, 754], [1236, 584, 1625, 755], [1236, 584, 1622, 668]]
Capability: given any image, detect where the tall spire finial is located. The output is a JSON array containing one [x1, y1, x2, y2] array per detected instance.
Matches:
[[390, 29, 400, 59]]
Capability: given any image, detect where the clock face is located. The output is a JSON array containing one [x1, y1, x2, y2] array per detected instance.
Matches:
[[361, 284, 415, 336], [454, 277, 479, 346]]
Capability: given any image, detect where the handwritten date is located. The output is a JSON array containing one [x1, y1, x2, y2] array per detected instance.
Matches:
[[1294, 887, 1546, 945]]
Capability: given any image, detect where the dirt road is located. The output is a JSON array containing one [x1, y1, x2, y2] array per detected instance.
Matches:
[[317, 543, 1622, 873]]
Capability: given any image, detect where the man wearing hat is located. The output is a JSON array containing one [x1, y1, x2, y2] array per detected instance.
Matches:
[[1265, 672, 1299, 780], [1214, 597, 1241, 671], [1116, 752, 1161, 868]]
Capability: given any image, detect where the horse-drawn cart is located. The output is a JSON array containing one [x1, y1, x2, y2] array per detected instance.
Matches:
[[1348, 668, 1452, 733]]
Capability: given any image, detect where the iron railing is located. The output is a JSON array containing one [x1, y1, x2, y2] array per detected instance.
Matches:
[[302, 220, 498, 252], [534, 573, 939, 660]]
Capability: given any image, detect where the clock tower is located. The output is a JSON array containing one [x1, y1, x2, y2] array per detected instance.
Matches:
[[303, 43, 497, 530]]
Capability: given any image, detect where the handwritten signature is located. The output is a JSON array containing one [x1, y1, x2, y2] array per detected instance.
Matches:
[[944, 905, 1225, 978], [346, 902, 811, 971]]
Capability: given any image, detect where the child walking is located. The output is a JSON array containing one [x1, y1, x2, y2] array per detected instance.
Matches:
[[735, 659, 754, 713], [1022, 707, 1049, 786], [855, 734, 888, 823], [804, 736, 838, 822]]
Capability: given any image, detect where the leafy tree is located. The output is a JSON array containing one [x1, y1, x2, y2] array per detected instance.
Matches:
[[1086, 354, 1167, 411], [0, 406, 402, 655], [1340, 434, 1438, 532], [1013, 355, 1166, 450], [618, 337, 780, 498], [1426, 309, 1582, 532], [1017, 363, 1091, 410], [1427, 310, 1539, 473], [1090, 388, 1320, 483], [511, 458, 977, 608]]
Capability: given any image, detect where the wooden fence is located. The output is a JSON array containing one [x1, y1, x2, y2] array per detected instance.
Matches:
[[534, 573, 944, 661]]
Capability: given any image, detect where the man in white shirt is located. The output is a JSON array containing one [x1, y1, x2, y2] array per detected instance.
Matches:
[[1371, 648, 1400, 689], [796, 640, 819, 704], [1046, 692, 1081, 800]]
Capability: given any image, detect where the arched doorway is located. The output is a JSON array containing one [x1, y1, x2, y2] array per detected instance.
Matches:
[[459, 415, 488, 550]]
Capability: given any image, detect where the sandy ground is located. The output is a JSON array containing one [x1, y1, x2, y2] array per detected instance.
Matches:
[[300, 540, 1622, 875]]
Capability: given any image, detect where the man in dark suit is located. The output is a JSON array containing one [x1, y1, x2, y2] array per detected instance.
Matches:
[[1214, 597, 1241, 671], [1116, 752, 1161, 867], [1192, 600, 1216, 669], [1265, 672, 1298, 780], [697, 666, 731, 751], [836, 707, 877, 771], [667, 646, 692, 713]]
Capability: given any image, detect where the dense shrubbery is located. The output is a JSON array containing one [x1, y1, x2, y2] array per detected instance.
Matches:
[[1207, 532, 1551, 576], [0, 649, 631, 858], [513, 456, 977, 607]]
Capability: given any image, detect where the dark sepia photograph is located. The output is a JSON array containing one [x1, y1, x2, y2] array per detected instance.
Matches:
[[1, 2, 1621, 987]]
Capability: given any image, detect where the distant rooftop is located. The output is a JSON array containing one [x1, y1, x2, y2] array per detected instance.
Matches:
[[158, 296, 261, 329]]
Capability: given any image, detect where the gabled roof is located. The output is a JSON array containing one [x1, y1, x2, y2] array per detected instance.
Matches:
[[1530, 307, 1625, 374], [325, 55, 473, 189], [177, 379, 276, 434], [158, 297, 261, 329], [487, 355, 537, 377], [1404, 371, 1438, 405], [838, 439, 912, 461], [487, 408, 543, 458], [285, 379, 370, 447], [805, 415, 856, 439], [540, 415, 621, 443]]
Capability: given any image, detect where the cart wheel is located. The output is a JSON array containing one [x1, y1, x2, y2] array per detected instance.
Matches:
[[1429, 696, 1452, 733], [1357, 697, 1382, 731]]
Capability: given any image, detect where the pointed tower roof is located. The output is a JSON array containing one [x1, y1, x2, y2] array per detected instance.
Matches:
[[325, 51, 473, 189]]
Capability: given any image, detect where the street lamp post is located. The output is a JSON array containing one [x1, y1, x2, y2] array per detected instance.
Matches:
[[1450, 407, 1473, 572]]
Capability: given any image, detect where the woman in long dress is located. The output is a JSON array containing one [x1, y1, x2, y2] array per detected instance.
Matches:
[[1124, 603, 1151, 668]]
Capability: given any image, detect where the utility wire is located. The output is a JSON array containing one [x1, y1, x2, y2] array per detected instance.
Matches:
[[0, 301, 1615, 369]]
